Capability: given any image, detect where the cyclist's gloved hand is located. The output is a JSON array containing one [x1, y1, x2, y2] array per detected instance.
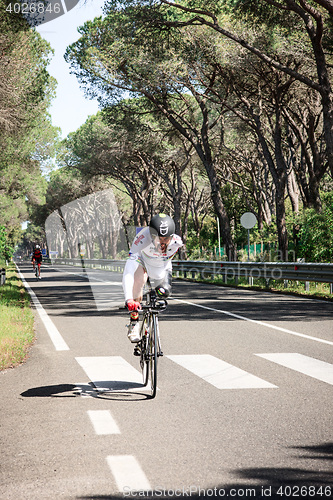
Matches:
[[126, 299, 141, 311], [155, 286, 170, 298]]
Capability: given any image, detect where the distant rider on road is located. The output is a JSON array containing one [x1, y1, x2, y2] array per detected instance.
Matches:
[[32, 245, 42, 279]]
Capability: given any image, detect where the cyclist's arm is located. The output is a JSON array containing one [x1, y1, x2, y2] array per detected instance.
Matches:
[[123, 228, 151, 302], [122, 257, 141, 302], [128, 227, 151, 255]]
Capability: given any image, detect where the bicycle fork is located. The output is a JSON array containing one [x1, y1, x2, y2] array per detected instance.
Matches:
[[153, 315, 164, 358]]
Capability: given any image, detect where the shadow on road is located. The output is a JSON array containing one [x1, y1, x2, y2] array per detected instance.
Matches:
[[76, 442, 333, 498], [21, 383, 78, 397], [20, 382, 151, 401], [18, 265, 333, 323]]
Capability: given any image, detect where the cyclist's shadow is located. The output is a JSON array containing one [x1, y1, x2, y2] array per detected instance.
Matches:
[[21, 382, 151, 401]]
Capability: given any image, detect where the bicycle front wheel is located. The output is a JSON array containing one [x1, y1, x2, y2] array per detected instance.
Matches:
[[149, 314, 158, 398], [140, 313, 150, 387]]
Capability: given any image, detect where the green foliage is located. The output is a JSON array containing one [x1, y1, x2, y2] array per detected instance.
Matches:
[[221, 0, 299, 29], [0, 226, 13, 263], [0, 1, 59, 251], [17, 222, 46, 256], [3, 0, 333, 267], [297, 193, 333, 262], [49, 165, 99, 203], [0, 226, 8, 264], [186, 215, 218, 252]]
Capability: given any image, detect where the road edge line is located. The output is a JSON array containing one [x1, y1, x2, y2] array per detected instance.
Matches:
[[16, 265, 70, 351]]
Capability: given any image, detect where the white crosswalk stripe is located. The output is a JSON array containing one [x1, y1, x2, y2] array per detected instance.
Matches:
[[256, 353, 333, 385], [87, 410, 121, 435], [106, 455, 151, 492], [76, 354, 333, 396], [75, 356, 148, 392], [167, 354, 277, 389]]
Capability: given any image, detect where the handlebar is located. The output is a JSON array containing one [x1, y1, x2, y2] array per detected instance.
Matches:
[[140, 298, 168, 311], [119, 298, 168, 312]]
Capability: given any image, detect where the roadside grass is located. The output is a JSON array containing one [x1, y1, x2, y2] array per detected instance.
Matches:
[[0, 263, 35, 370]]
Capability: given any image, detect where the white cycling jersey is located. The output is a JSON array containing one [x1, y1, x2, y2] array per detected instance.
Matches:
[[130, 227, 182, 267], [122, 227, 183, 301]]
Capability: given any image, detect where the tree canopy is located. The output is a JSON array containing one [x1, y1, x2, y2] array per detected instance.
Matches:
[[63, 0, 332, 259], [0, 0, 59, 257], [6, 0, 332, 262]]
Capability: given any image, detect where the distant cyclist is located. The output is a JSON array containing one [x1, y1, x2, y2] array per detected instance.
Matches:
[[32, 245, 42, 279], [122, 214, 183, 342]]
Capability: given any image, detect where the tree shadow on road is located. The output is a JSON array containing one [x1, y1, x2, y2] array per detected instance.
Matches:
[[76, 442, 333, 499], [25, 278, 333, 324]]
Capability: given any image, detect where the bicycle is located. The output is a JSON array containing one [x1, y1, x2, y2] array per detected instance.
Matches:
[[33, 260, 41, 280], [135, 284, 167, 398]]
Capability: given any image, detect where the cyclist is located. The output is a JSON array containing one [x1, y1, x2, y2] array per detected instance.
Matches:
[[32, 245, 42, 279], [122, 214, 183, 342]]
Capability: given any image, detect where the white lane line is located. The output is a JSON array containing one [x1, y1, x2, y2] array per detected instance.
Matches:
[[16, 266, 69, 351], [107, 455, 151, 492], [167, 354, 277, 389], [87, 410, 121, 435], [256, 353, 333, 385], [75, 356, 149, 392], [172, 298, 333, 346]]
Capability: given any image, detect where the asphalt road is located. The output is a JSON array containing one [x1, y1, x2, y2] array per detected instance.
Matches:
[[1, 262, 333, 500]]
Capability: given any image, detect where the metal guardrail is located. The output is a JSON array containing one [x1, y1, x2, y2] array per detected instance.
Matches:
[[172, 260, 333, 283], [53, 258, 126, 273], [52, 258, 333, 292]]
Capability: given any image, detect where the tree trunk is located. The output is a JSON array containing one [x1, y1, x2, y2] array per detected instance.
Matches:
[[205, 161, 236, 260], [287, 168, 299, 214], [275, 179, 288, 261]]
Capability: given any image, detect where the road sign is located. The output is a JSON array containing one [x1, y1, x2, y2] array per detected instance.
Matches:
[[241, 212, 257, 262], [240, 212, 257, 229]]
